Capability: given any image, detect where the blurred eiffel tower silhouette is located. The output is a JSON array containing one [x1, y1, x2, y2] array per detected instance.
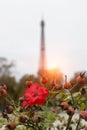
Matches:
[[38, 20, 63, 83], [38, 20, 47, 76]]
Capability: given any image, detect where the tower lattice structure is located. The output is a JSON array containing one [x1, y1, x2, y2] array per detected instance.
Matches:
[[38, 20, 46, 76]]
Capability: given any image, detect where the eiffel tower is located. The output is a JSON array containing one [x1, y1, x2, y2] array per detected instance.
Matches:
[[38, 20, 47, 76]]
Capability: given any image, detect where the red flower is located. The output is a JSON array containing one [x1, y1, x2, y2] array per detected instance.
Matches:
[[22, 83, 49, 107]]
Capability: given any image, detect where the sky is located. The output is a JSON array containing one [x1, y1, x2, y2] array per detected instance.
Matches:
[[0, 0, 87, 80]]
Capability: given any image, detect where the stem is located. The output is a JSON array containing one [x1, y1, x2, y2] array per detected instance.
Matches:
[[26, 121, 38, 130], [26, 118, 41, 130], [65, 115, 72, 130], [69, 90, 74, 105], [26, 124, 37, 130], [85, 95, 87, 110], [7, 94, 14, 104], [75, 115, 81, 130], [70, 83, 78, 93], [6, 94, 17, 109]]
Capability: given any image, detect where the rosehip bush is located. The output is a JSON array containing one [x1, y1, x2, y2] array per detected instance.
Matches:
[[0, 72, 87, 130]]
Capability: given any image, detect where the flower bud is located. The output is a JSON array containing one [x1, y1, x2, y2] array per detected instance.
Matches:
[[19, 97, 24, 102], [33, 115, 41, 123], [7, 122, 16, 130], [80, 86, 87, 95], [64, 82, 72, 89], [19, 115, 27, 123], [0, 89, 6, 97], [25, 80, 32, 87], [19, 107, 24, 112], [54, 84, 62, 90], [6, 105, 14, 114], [51, 108, 56, 113], [51, 80, 56, 87], [2, 112, 8, 119], [41, 77, 48, 84], [67, 107, 75, 116], [80, 111, 87, 120], [76, 76, 85, 84], [60, 102, 69, 110], [28, 110, 34, 116], [0, 83, 7, 90]]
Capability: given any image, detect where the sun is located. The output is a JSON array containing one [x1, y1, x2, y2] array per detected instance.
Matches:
[[47, 63, 61, 76], [47, 63, 58, 70]]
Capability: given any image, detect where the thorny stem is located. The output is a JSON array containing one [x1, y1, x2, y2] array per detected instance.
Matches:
[[75, 114, 81, 130], [36, 123, 42, 130], [85, 95, 87, 110], [26, 124, 37, 130], [70, 83, 79, 93], [7, 94, 14, 104], [69, 90, 75, 106], [65, 115, 72, 130], [6, 94, 17, 109], [49, 88, 64, 98], [26, 123, 41, 130], [26, 118, 41, 130]]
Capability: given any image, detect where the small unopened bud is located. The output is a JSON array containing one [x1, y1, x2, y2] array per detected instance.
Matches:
[[19, 97, 24, 102], [0, 89, 6, 97], [67, 107, 75, 116], [7, 122, 16, 130], [25, 80, 32, 87], [33, 115, 41, 123], [28, 110, 34, 116], [51, 80, 56, 87], [76, 76, 85, 84], [6, 105, 14, 114], [64, 82, 72, 89], [0, 83, 7, 90], [2, 112, 8, 119], [80, 86, 87, 95], [61, 102, 69, 110], [41, 77, 48, 84], [54, 84, 62, 90], [19, 115, 27, 123]]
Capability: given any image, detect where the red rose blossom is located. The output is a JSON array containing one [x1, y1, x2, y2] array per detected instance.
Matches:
[[22, 83, 49, 107]]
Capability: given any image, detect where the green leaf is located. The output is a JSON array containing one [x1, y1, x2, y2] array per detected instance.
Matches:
[[79, 103, 85, 110], [73, 92, 81, 98]]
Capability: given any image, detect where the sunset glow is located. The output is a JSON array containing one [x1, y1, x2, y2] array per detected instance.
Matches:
[[47, 63, 58, 70]]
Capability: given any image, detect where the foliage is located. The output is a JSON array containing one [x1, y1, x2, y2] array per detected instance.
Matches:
[[0, 71, 87, 130], [0, 58, 18, 110], [0, 57, 14, 77]]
